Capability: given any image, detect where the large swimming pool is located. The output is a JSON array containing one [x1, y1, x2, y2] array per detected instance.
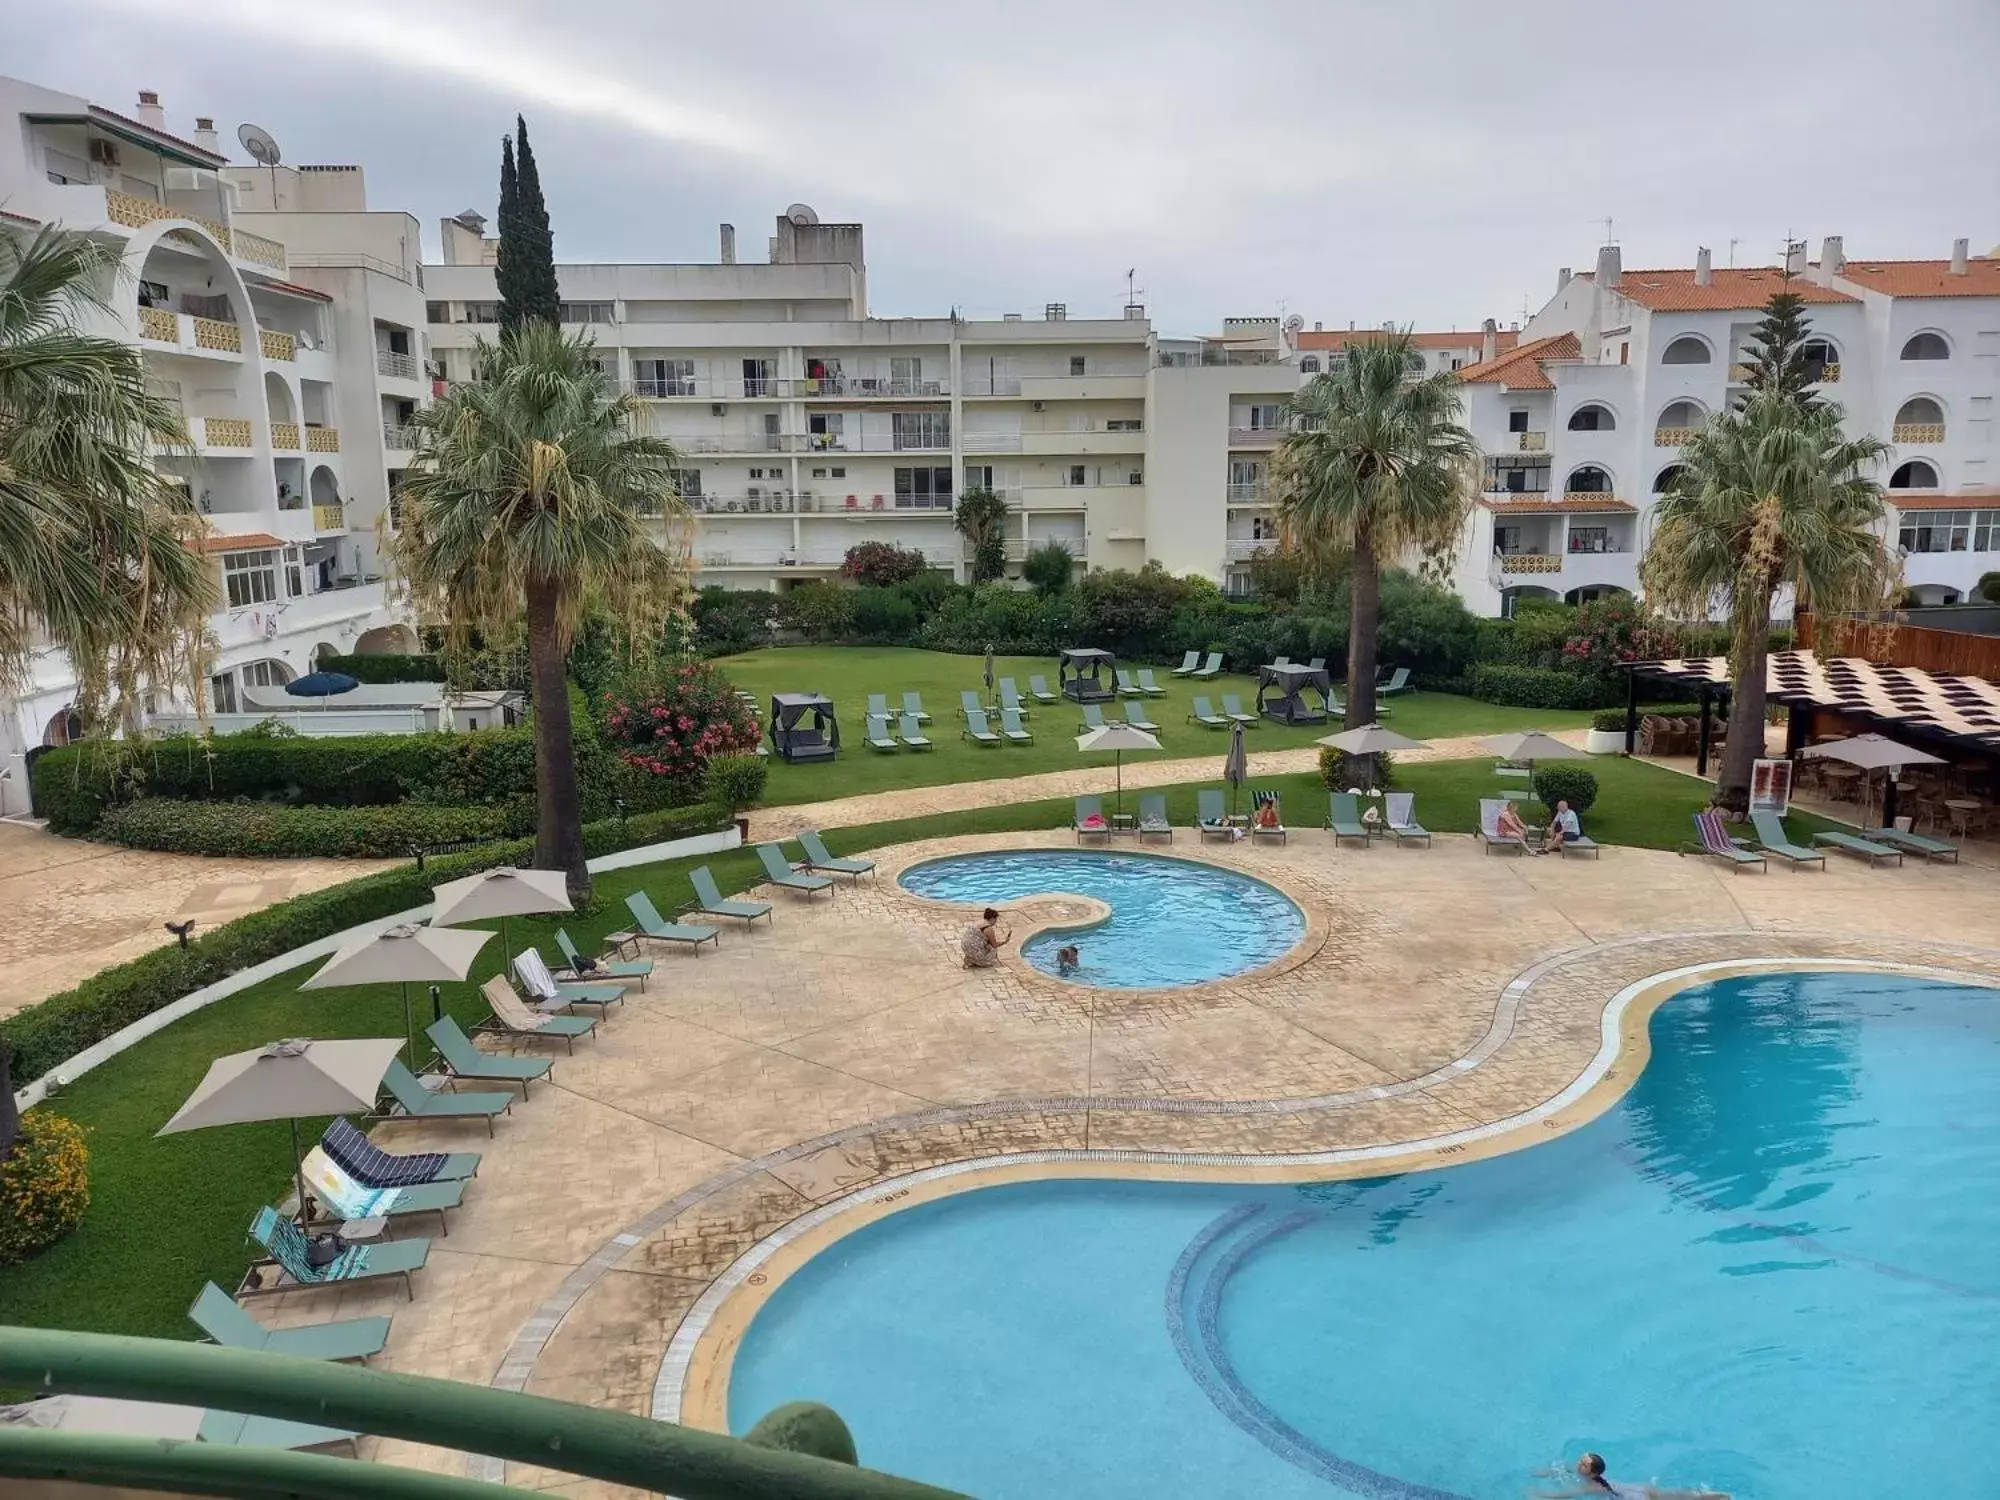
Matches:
[[898, 849, 1305, 987], [726, 969, 2000, 1498]]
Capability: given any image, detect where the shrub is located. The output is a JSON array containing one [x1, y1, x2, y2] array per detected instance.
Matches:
[[850, 587, 918, 643], [839, 541, 932, 588], [776, 582, 857, 644], [704, 753, 768, 813], [601, 661, 761, 791], [1465, 663, 1622, 710], [1074, 565, 1198, 662], [1531, 764, 1599, 814], [96, 801, 510, 859], [0, 1110, 90, 1265], [690, 587, 777, 657], [1978, 572, 2000, 605], [1556, 595, 1681, 677], [1020, 540, 1075, 595], [1318, 746, 1395, 791], [315, 652, 443, 684]]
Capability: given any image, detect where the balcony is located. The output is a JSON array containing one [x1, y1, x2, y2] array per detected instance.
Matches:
[[1893, 424, 1946, 445], [800, 431, 953, 454], [1225, 538, 1280, 560], [1654, 427, 1699, 447], [806, 493, 956, 515], [377, 349, 421, 380], [678, 434, 795, 455], [1728, 362, 1755, 382], [693, 549, 846, 571], [258, 328, 296, 362], [138, 305, 178, 343], [195, 415, 254, 449], [104, 189, 231, 249], [685, 492, 797, 516], [1816, 363, 1842, 384], [1517, 431, 1547, 453], [1018, 487, 1094, 512], [1226, 483, 1270, 505], [1019, 426, 1144, 456], [1498, 552, 1563, 575], [962, 431, 1024, 453], [797, 375, 950, 398], [381, 423, 418, 452], [312, 503, 346, 533], [270, 422, 300, 451], [1227, 426, 1284, 448], [305, 426, 340, 453], [233, 229, 287, 272], [961, 376, 1022, 396], [1018, 372, 1148, 402], [193, 316, 242, 354]]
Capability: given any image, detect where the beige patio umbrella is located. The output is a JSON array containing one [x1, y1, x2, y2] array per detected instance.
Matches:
[[1076, 721, 1161, 819], [1803, 733, 1944, 828], [1317, 723, 1430, 793], [1481, 729, 1587, 772], [301, 922, 494, 1068], [159, 1037, 404, 1218], [428, 865, 572, 967]]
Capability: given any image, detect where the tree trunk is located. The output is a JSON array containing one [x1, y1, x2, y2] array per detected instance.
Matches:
[[1345, 527, 1379, 728], [526, 575, 591, 904], [0, 1042, 18, 1163], [1715, 575, 1773, 813]]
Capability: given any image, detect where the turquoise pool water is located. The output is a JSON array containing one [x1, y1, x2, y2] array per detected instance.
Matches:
[[898, 849, 1305, 987], [727, 970, 2000, 1498]]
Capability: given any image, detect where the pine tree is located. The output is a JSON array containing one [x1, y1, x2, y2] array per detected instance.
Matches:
[[510, 116, 560, 329], [495, 134, 521, 336], [1738, 288, 1820, 410]]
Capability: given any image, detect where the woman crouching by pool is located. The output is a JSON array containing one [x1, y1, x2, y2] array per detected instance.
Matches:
[[961, 908, 1011, 968]]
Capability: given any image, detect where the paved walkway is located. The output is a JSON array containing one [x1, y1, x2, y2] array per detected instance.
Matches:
[[0, 822, 396, 1017]]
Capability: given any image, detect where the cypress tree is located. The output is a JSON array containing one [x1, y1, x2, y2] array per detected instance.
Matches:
[[510, 116, 561, 329], [1739, 288, 1821, 411], [495, 134, 521, 336]]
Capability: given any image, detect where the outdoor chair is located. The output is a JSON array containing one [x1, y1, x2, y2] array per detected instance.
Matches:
[[189, 1281, 389, 1363], [1249, 790, 1287, 844], [1196, 788, 1233, 842], [244, 1206, 428, 1302], [898, 712, 934, 750], [756, 841, 836, 897], [863, 713, 900, 752], [1813, 829, 1904, 867], [300, 1146, 462, 1236], [1555, 823, 1600, 859], [1383, 791, 1430, 848], [477, 974, 598, 1053], [963, 705, 1003, 746], [555, 927, 652, 988], [1326, 792, 1372, 848], [373, 1060, 513, 1135], [1135, 669, 1167, 697], [689, 865, 774, 925], [999, 707, 1035, 745], [1027, 673, 1060, 703], [901, 691, 932, 725], [1862, 825, 1960, 863], [1115, 669, 1144, 696], [798, 828, 877, 880], [1189, 696, 1228, 729], [1477, 798, 1525, 856], [425, 1016, 553, 1095], [1273, 656, 1291, 667], [1079, 703, 1124, 732], [1219, 693, 1257, 727], [1170, 650, 1202, 676], [1121, 699, 1161, 734], [959, 689, 988, 721], [1137, 793, 1172, 842], [320, 1117, 478, 1188], [1748, 810, 1826, 871], [1306, 657, 1326, 672], [623, 889, 726, 952], [1379, 666, 1412, 696], [866, 692, 893, 722], [1678, 810, 1766, 872], [516, 947, 625, 1011], [1191, 651, 1224, 679], [1074, 794, 1111, 843], [998, 679, 1032, 720]]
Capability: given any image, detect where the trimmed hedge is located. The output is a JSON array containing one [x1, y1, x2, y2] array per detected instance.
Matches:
[[0, 801, 730, 1086], [314, 652, 444, 684], [97, 801, 510, 859], [1531, 764, 1599, 814], [1464, 663, 1623, 711]]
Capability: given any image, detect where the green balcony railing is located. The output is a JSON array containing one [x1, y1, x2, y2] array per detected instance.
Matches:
[[0, 1327, 970, 1500]]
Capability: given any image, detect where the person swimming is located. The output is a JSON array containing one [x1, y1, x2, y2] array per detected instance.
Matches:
[[1543, 1453, 1729, 1499], [1055, 944, 1080, 975]]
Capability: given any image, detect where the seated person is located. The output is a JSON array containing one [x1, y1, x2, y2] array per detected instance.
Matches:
[[1494, 800, 1530, 840], [1254, 799, 1281, 830], [1541, 799, 1581, 854], [960, 907, 1011, 969]]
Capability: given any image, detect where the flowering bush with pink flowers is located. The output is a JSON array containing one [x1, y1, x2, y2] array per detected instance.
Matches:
[[601, 661, 761, 788], [1557, 595, 1682, 678]]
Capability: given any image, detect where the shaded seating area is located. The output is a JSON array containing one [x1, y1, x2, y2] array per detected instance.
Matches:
[[1059, 647, 1118, 703], [1256, 662, 1332, 725], [768, 691, 839, 763]]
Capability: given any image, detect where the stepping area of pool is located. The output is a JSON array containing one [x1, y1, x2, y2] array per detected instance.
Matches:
[[247, 827, 2000, 1491]]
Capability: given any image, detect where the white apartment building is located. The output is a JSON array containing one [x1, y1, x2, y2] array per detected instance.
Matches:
[[0, 76, 418, 800], [1450, 238, 2000, 617]]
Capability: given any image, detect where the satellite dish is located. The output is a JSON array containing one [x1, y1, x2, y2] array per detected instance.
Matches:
[[785, 203, 819, 226], [237, 123, 282, 167], [1283, 314, 1305, 334]]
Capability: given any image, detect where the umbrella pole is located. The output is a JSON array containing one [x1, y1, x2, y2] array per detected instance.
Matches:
[[289, 1115, 308, 1226], [401, 981, 415, 1071], [1115, 751, 1123, 820]]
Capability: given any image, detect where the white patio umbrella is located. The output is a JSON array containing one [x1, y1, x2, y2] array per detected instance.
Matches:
[[428, 865, 572, 967], [1318, 723, 1430, 794], [1076, 721, 1161, 819], [159, 1037, 404, 1218], [301, 922, 493, 1068], [1481, 729, 1588, 771], [1223, 720, 1249, 818], [1803, 733, 1944, 827]]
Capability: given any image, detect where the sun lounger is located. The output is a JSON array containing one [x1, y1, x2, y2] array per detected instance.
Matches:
[[1749, 810, 1826, 870], [1678, 809, 1766, 872], [998, 679, 1031, 720], [516, 947, 626, 1011], [555, 927, 652, 988], [626, 889, 728, 948], [1121, 699, 1160, 733], [478, 974, 598, 1053], [1074, 793, 1111, 843], [1136, 792, 1172, 842], [999, 707, 1035, 745], [1557, 831, 1599, 858], [1196, 788, 1233, 842], [1382, 791, 1430, 848], [1115, 669, 1144, 696], [866, 692, 893, 722], [799, 828, 877, 880], [1273, 655, 1291, 667], [1219, 693, 1257, 727], [374, 1060, 513, 1134], [862, 712, 900, 752], [959, 689, 988, 721], [1249, 790, 1287, 844], [199, 1407, 359, 1453], [690, 865, 773, 926], [899, 712, 934, 750], [1326, 791, 1372, 848], [1813, 830, 1904, 867], [1477, 797, 1525, 856], [244, 1206, 428, 1301], [1191, 651, 1224, 680], [190, 1281, 389, 1363], [425, 1016, 553, 1095], [901, 691, 932, 725], [1864, 826, 1959, 863], [1189, 695, 1228, 729], [320, 1117, 478, 1188], [1079, 702, 1123, 731], [1170, 650, 1202, 676], [1135, 668, 1167, 697], [1027, 673, 1060, 703], [963, 705, 1003, 745], [756, 840, 835, 897], [300, 1146, 463, 1236], [1307, 657, 1326, 672], [1378, 666, 1412, 695]]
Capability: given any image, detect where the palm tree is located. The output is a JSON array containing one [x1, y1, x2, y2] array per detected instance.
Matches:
[[0, 225, 213, 727], [392, 324, 689, 901], [953, 487, 1010, 584], [1276, 335, 1478, 726], [1643, 390, 1893, 812]]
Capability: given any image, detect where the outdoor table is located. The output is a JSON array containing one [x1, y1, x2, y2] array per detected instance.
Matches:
[[1111, 813, 1136, 835], [339, 1215, 388, 1240]]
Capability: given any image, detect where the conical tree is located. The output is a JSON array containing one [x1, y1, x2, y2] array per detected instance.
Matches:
[[502, 116, 560, 333], [494, 134, 521, 335], [1738, 288, 1821, 409]]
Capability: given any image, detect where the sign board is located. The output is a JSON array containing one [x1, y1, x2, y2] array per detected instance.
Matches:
[[1750, 758, 1793, 815]]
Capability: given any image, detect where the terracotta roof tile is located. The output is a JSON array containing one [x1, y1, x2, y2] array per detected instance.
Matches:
[[1582, 266, 1856, 312], [1837, 258, 2000, 299], [1887, 491, 2000, 512], [86, 105, 229, 167], [1456, 332, 1581, 390], [1295, 328, 1518, 353], [196, 532, 285, 554], [1480, 494, 1636, 514]]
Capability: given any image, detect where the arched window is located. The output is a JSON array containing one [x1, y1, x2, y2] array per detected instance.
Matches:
[[1299, 355, 1320, 374], [1800, 339, 1838, 383], [1889, 460, 1939, 490], [1894, 397, 1945, 437], [1655, 401, 1704, 445], [1567, 465, 1612, 495], [1900, 332, 1950, 361], [1567, 404, 1615, 432], [239, 659, 295, 690], [1661, 335, 1711, 365], [42, 707, 83, 747], [1653, 463, 1686, 493]]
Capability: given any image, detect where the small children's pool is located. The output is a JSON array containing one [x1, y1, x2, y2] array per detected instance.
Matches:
[[898, 848, 1305, 988]]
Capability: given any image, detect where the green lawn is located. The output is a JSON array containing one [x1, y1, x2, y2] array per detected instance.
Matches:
[[717, 646, 1596, 806], [0, 751, 1811, 1348]]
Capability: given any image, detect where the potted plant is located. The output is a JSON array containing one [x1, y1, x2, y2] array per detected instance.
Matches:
[[1585, 709, 1628, 755]]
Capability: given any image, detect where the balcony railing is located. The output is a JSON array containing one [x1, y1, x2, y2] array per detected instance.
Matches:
[[137, 305, 178, 342], [104, 189, 232, 250], [679, 434, 795, 454], [192, 316, 242, 354], [1893, 423, 1946, 444], [1227, 426, 1284, 446], [1499, 552, 1563, 574], [312, 502, 346, 532], [377, 349, 421, 380], [198, 415, 253, 448], [1562, 490, 1620, 505], [798, 375, 949, 398], [382, 422, 418, 451], [1728, 362, 1755, 382], [233, 228, 287, 271], [1225, 538, 1277, 560], [961, 432, 1024, 452], [269, 421, 300, 450], [1654, 427, 1699, 447], [961, 376, 1024, 396], [305, 425, 340, 452], [685, 491, 796, 515], [259, 328, 295, 361], [1517, 431, 1546, 452], [1815, 363, 1842, 384], [1226, 483, 1271, 504]]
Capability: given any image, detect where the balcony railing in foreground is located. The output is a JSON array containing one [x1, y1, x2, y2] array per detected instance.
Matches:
[[0, 1326, 968, 1500]]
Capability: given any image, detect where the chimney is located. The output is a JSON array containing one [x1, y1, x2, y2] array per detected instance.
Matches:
[[1951, 237, 1969, 275], [136, 90, 165, 129], [1557, 266, 1572, 293], [719, 223, 735, 264], [192, 116, 219, 154], [1312, 321, 1322, 332], [1594, 244, 1621, 290], [1785, 241, 1807, 276], [1694, 247, 1712, 286], [1481, 317, 1497, 363], [1820, 235, 1845, 275]]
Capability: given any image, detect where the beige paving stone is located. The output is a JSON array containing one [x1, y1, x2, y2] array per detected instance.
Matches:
[[624, 1047, 938, 1159]]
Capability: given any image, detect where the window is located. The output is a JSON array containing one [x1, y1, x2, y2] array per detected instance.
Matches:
[[282, 547, 303, 598], [1251, 515, 1277, 541], [1567, 465, 1612, 494], [890, 356, 922, 390], [964, 465, 993, 492], [1618, 342, 1629, 365], [1898, 511, 1972, 554], [1900, 332, 1950, 361], [1568, 526, 1610, 554], [1106, 418, 1144, 431], [1299, 356, 1321, 374], [811, 467, 827, 479], [1895, 397, 1945, 427], [1486, 461, 1550, 494], [1661, 336, 1711, 364], [1069, 465, 1088, 486], [1070, 356, 1087, 376], [634, 358, 694, 397], [1890, 460, 1939, 490], [1801, 339, 1838, 381], [1974, 512, 2000, 552], [138, 279, 169, 308], [669, 468, 703, 500], [893, 466, 952, 508], [1653, 464, 1685, 493], [742, 359, 774, 397], [240, 659, 292, 689], [1567, 404, 1614, 431], [1230, 460, 1262, 487], [425, 301, 448, 323], [1128, 469, 1143, 485], [209, 673, 238, 715], [892, 411, 951, 450], [221, 549, 279, 609], [831, 466, 846, 479], [1508, 409, 1529, 433], [1247, 404, 1281, 430], [464, 302, 501, 324], [557, 302, 614, 325]]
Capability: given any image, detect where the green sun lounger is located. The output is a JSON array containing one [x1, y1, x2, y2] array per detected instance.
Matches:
[[1864, 825, 1959, 863], [245, 1206, 429, 1301], [1074, 793, 1110, 843], [478, 975, 598, 1053], [866, 692, 893, 722], [1135, 669, 1167, 696], [999, 707, 1035, 745], [375, 1060, 513, 1134], [998, 679, 1031, 719], [959, 689, 988, 721], [426, 1017, 553, 1095], [1326, 792, 1372, 847], [190, 1281, 389, 1362], [199, 1407, 359, 1452], [1813, 830, 1904, 867], [864, 712, 899, 752], [799, 828, 876, 880], [690, 865, 773, 925], [1079, 702, 1123, 731], [554, 927, 653, 988], [1115, 669, 1144, 696], [1189, 695, 1228, 729], [1378, 666, 1412, 695], [756, 841, 835, 897], [626, 889, 726, 948], [1219, 693, 1256, 726], [1137, 793, 1172, 843], [301, 1146, 463, 1236], [898, 712, 933, 749], [1196, 788, 1232, 841], [1749, 810, 1826, 870], [963, 705, 1002, 745], [1169, 650, 1201, 676], [515, 948, 626, 1013], [1191, 651, 1224, 679], [1383, 792, 1430, 848], [1027, 674, 1060, 703], [901, 691, 932, 725], [1121, 699, 1160, 733]]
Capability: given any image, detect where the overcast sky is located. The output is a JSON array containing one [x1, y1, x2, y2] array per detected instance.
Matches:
[[8, 0, 1997, 334]]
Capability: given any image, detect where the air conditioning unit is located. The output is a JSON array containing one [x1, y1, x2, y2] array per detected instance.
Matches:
[[89, 139, 120, 166], [711, 403, 725, 417], [1031, 401, 1046, 413]]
